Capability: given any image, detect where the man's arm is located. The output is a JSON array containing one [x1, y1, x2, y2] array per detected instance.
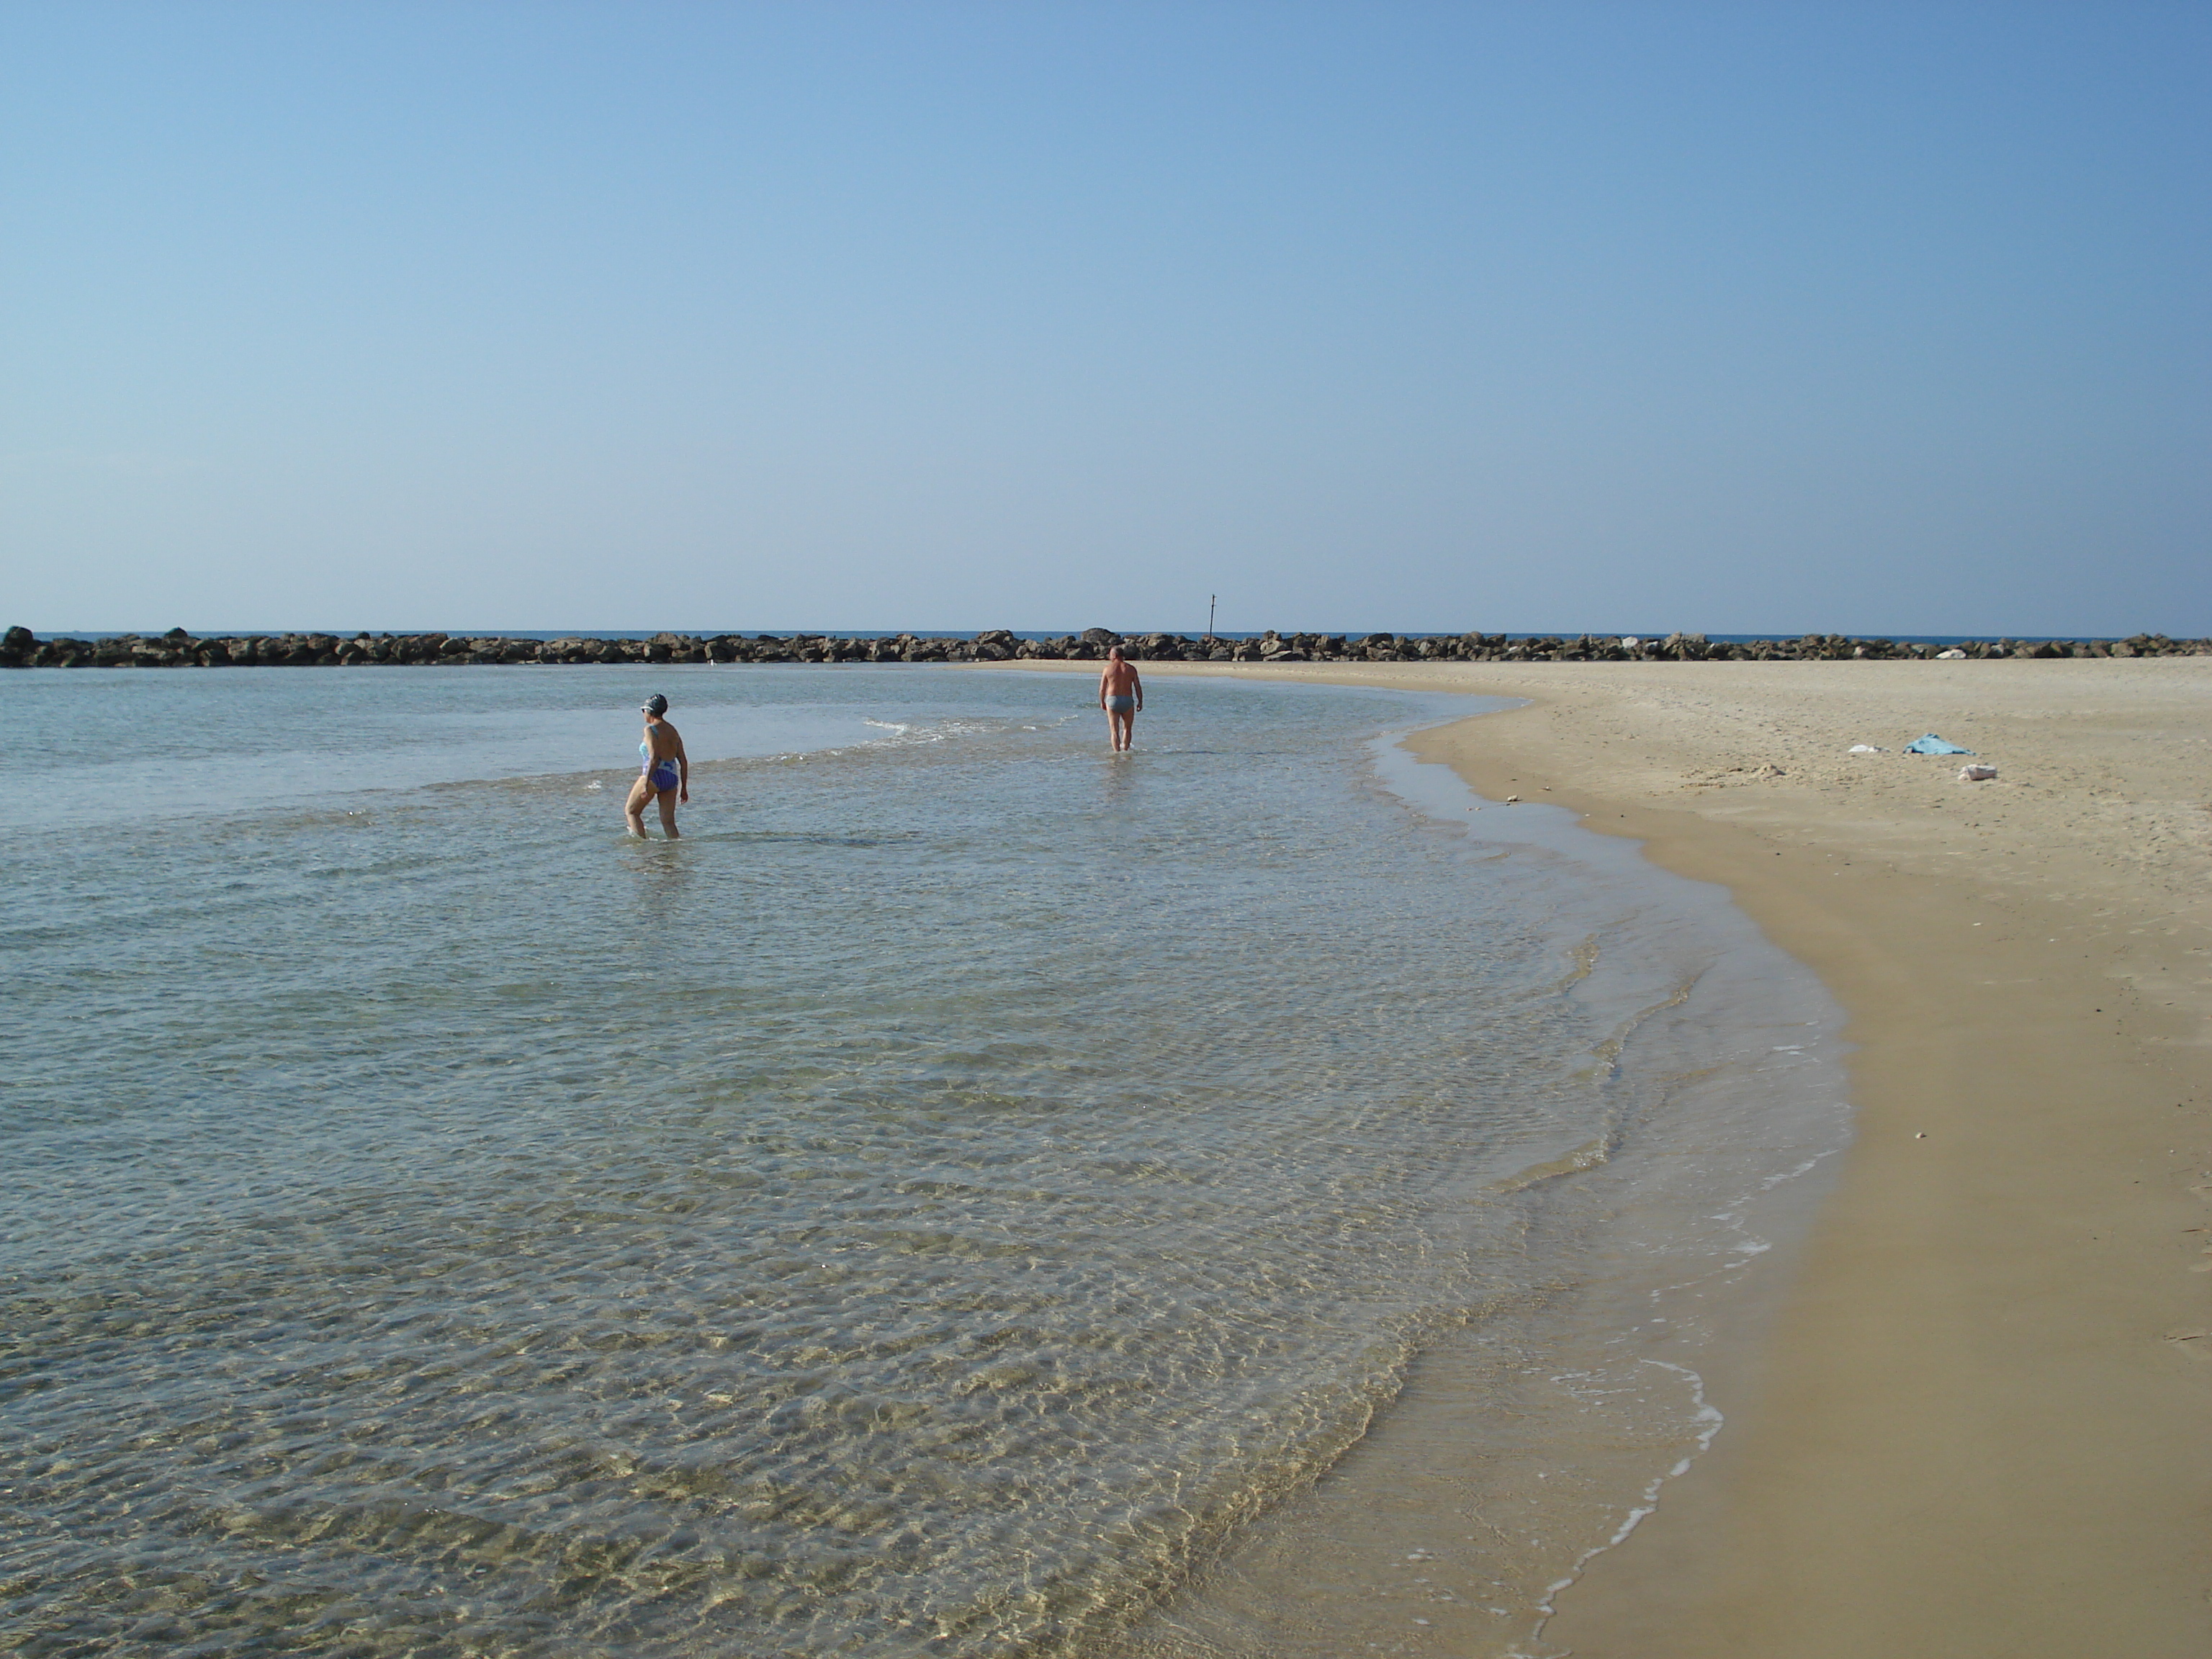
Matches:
[[1132, 669, 1143, 711], [1099, 666, 1111, 709]]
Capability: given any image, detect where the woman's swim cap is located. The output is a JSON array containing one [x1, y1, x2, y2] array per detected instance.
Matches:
[[642, 694, 669, 716]]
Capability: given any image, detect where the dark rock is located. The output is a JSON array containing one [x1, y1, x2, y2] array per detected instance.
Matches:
[[19, 626, 2203, 670]]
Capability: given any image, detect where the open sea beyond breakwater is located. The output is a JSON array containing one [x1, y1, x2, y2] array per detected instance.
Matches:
[[0, 665, 1849, 1658]]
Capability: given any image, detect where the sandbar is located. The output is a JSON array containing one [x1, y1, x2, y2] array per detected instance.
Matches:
[[992, 655, 2212, 1656]]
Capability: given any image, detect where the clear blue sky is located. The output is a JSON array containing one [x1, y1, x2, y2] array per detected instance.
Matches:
[[4, 1, 2206, 636]]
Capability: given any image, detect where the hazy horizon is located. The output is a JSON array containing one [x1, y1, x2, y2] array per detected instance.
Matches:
[[6, 3, 2207, 637]]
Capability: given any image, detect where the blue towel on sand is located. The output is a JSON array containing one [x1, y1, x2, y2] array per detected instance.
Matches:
[[1903, 733, 1975, 755]]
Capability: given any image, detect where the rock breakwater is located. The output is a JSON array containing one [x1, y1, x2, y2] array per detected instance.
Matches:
[[4, 624, 2207, 670]]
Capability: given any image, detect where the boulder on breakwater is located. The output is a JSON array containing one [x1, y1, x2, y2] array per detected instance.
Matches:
[[4, 624, 2207, 670]]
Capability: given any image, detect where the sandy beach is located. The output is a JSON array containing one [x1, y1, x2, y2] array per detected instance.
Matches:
[[999, 656, 2212, 1655]]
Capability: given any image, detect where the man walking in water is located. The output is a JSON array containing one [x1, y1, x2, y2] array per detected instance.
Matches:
[[627, 693, 689, 837], [1098, 646, 1143, 752]]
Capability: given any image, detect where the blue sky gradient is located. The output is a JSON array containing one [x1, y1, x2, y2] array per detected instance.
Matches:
[[4, 1, 2206, 635]]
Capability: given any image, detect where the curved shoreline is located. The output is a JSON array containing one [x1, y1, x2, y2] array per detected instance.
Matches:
[[1105, 709, 1856, 1659], [988, 656, 2212, 1656]]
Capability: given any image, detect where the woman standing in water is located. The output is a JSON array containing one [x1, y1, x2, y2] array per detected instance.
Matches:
[[626, 693, 689, 837]]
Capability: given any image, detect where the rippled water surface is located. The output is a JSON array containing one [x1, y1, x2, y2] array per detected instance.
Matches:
[[1, 665, 1845, 1658]]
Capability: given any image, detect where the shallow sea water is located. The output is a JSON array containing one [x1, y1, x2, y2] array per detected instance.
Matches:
[[0, 665, 1848, 1658]]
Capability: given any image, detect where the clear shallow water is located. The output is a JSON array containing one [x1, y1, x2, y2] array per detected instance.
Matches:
[[0, 665, 1847, 1658]]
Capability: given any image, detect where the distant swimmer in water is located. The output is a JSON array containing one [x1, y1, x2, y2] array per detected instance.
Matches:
[[1098, 646, 1143, 752], [627, 693, 689, 837]]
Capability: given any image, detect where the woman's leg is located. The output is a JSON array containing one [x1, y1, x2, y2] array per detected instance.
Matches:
[[624, 775, 654, 835]]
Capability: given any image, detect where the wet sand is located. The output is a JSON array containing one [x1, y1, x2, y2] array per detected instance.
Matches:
[[993, 656, 2212, 1655]]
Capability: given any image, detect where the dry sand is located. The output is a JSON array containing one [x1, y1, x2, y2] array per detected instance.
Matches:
[[997, 656, 2212, 1655]]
